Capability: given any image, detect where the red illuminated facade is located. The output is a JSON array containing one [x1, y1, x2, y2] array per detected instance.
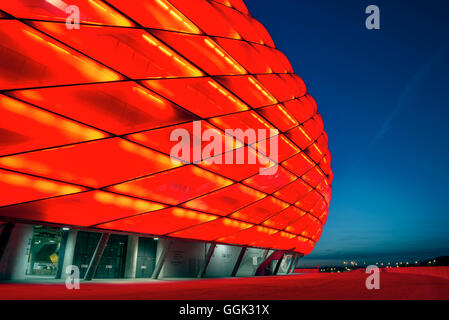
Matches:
[[0, 0, 332, 256]]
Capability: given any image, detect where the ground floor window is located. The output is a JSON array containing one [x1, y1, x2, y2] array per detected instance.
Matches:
[[26, 226, 62, 277]]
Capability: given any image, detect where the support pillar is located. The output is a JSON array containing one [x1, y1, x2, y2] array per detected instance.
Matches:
[[285, 253, 296, 275], [231, 246, 247, 277], [273, 253, 285, 275], [253, 249, 270, 276], [263, 249, 270, 259], [0, 222, 14, 262], [0, 223, 34, 280], [55, 230, 78, 279], [255, 250, 283, 276], [84, 232, 110, 281], [55, 230, 69, 279], [289, 256, 298, 274], [124, 235, 139, 279], [197, 243, 216, 278], [289, 254, 303, 274], [152, 239, 171, 279]]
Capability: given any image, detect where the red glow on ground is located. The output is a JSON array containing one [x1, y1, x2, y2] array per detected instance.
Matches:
[[1, 268, 448, 300]]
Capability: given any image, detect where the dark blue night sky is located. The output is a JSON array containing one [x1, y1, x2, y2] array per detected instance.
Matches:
[[245, 0, 449, 266]]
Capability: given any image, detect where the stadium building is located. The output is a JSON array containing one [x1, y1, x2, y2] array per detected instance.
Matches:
[[0, 0, 332, 280]]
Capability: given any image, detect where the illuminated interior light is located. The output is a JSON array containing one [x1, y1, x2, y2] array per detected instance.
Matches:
[[182, 21, 196, 32], [142, 33, 200, 74], [1, 171, 83, 196], [0, 157, 51, 176], [204, 38, 216, 49], [173, 56, 186, 66], [206, 79, 247, 110], [298, 126, 313, 142], [279, 231, 296, 239], [45, 0, 67, 11], [133, 86, 164, 104], [155, 0, 199, 33], [156, 0, 169, 10], [215, 48, 225, 57], [218, 88, 228, 96], [277, 105, 298, 125], [114, 183, 139, 195], [118, 140, 177, 167], [224, 56, 234, 65], [249, 78, 262, 90], [281, 136, 300, 153], [169, 10, 182, 22], [142, 34, 158, 46], [94, 191, 164, 212], [227, 95, 237, 103], [204, 38, 246, 73], [88, 0, 129, 24], [208, 80, 219, 89], [223, 218, 252, 229], [222, 0, 232, 7], [318, 168, 325, 177], [248, 77, 277, 104], [89, 0, 108, 12], [313, 143, 323, 155], [250, 112, 273, 129], [1, 95, 106, 142], [158, 45, 173, 57], [24, 30, 70, 55], [12, 23, 122, 84], [256, 226, 277, 234], [34, 180, 58, 193]]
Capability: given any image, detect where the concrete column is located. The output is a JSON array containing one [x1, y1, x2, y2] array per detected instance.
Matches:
[[197, 243, 216, 278], [255, 250, 282, 276], [285, 254, 296, 274], [0, 223, 14, 262], [152, 238, 171, 279], [288, 255, 298, 274], [233, 248, 265, 277], [124, 235, 139, 279], [231, 247, 247, 277], [273, 253, 285, 275], [289, 254, 303, 273], [55, 230, 69, 279], [263, 249, 270, 260], [57, 230, 78, 279], [0, 223, 34, 280]]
